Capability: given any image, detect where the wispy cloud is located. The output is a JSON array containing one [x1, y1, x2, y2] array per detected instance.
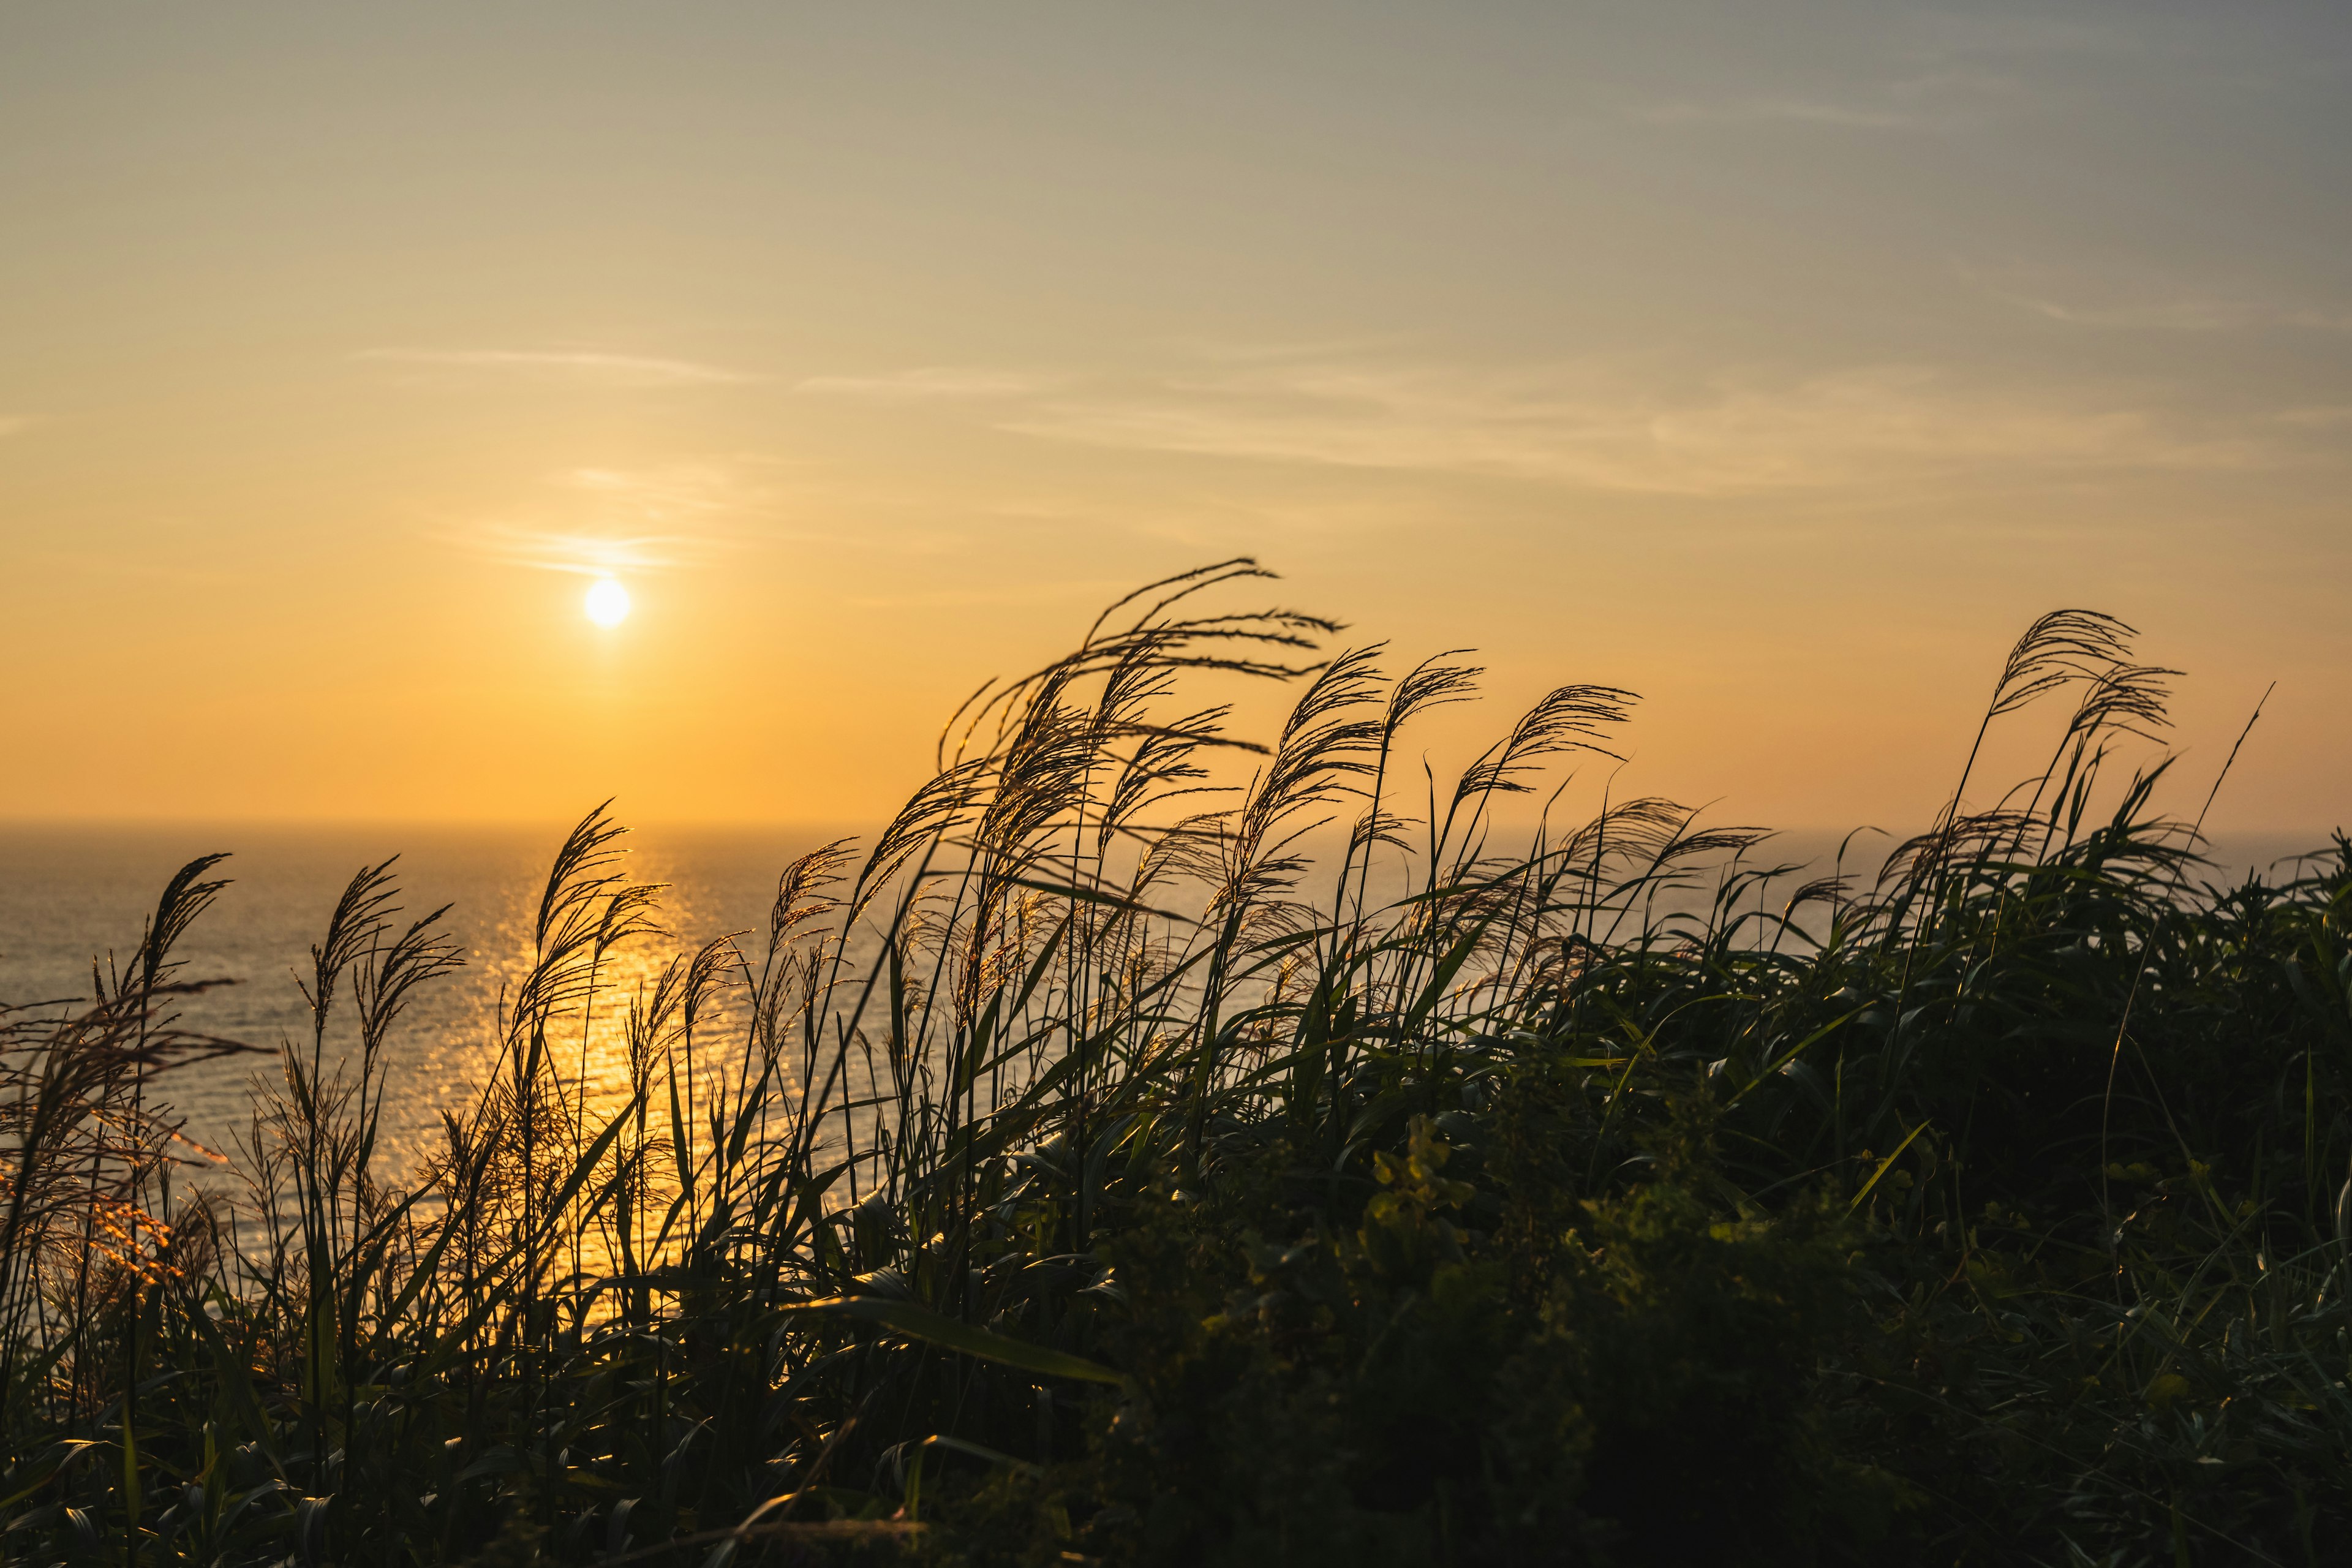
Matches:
[[0, 416, 29, 437], [793, 366, 1057, 399], [1907, 10, 2185, 67], [451, 465, 758, 575], [472, 528, 704, 578], [843, 578, 1136, 611], [997, 357, 2274, 497], [359, 348, 758, 387], [1961, 260, 2352, 335], [1996, 292, 2352, 334], [1627, 2, 2190, 139], [1634, 64, 2022, 134], [1636, 96, 1921, 130], [2277, 405, 2352, 429]]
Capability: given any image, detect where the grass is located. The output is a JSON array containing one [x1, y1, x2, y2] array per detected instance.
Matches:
[[2, 558, 2346, 1566]]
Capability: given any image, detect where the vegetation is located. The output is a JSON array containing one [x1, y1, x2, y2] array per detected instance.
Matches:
[[2, 560, 2346, 1566]]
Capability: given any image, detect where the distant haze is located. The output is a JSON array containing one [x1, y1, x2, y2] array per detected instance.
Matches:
[[2, 2, 2345, 835]]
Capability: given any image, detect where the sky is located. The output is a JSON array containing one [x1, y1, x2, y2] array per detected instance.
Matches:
[[3, 1, 2346, 836]]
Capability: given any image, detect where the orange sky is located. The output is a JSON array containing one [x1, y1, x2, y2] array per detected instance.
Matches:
[[4, 4, 2346, 835]]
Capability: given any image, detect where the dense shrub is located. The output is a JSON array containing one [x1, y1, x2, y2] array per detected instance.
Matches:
[[2, 566, 2345, 1564]]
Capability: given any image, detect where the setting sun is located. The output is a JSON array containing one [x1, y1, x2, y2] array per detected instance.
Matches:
[[583, 578, 631, 627], [5, 9, 2349, 1556]]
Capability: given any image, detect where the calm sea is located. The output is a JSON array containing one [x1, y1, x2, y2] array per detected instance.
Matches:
[[1, 820, 2330, 1185], [0, 820, 862, 1183]]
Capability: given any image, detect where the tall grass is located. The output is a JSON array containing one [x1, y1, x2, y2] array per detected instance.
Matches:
[[2, 559, 2346, 1565]]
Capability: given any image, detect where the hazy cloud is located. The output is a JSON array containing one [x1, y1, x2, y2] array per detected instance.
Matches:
[[452, 465, 758, 575], [470, 528, 704, 577], [0, 417, 27, 437], [1636, 97, 1922, 130], [794, 366, 1058, 399], [359, 349, 758, 386], [2277, 405, 2352, 429], [998, 357, 2278, 497], [1907, 9, 2185, 66], [1961, 258, 2352, 335], [843, 578, 1136, 611], [1634, 62, 2023, 133], [1627, 4, 2206, 137], [1997, 292, 2352, 334]]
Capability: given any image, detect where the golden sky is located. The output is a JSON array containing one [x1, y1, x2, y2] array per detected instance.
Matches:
[[4, 4, 2346, 834]]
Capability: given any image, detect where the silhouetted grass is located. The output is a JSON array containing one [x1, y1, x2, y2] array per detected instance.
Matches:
[[2, 559, 2346, 1565]]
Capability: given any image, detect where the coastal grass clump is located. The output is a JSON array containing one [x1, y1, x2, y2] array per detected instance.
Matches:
[[1, 560, 2347, 1565]]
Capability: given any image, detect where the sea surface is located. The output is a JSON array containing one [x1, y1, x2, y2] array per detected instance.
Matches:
[[0, 820, 862, 1185], [1, 820, 2331, 1188]]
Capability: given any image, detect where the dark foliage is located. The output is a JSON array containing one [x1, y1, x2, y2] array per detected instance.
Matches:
[[2, 567, 2345, 1566]]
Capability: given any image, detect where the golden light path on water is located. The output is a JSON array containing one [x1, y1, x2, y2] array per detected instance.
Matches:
[[0, 823, 887, 1281], [2, 821, 2327, 1279], [375, 835, 827, 1183], [281, 830, 879, 1286]]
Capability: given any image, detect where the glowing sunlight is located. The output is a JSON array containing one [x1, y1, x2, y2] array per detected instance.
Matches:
[[583, 576, 631, 627]]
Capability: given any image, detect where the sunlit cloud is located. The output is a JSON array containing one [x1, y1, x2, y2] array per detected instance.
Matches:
[[998, 357, 2277, 497], [450, 465, 758, 575], [559, 464, 752, 521], [358, 348, 759, 386], [473, 528, 695, 578], [843, 578, 1136, 611], [0, 416, 29, 437]]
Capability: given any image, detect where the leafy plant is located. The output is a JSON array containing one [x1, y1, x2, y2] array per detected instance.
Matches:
[[1, 563, 2343, 1565]]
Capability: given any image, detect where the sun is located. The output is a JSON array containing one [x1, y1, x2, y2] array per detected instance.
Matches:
[[584, 577, 631, 627]]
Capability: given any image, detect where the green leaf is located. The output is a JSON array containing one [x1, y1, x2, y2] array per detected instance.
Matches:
[[0, 1440, 103, 1512], [187, 1298, 276, 1460], [781, 1296, 1125, 1385], [1849, 1121, 1929, 1215], [989, 874, 1194, 924]]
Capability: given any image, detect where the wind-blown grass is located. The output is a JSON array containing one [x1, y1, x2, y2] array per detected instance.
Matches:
[[1, 559, 2345, 1566]]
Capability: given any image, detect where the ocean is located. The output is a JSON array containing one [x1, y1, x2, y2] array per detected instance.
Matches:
[[0, 820, 861, 1185], [2, 818, 2330, 1188]]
